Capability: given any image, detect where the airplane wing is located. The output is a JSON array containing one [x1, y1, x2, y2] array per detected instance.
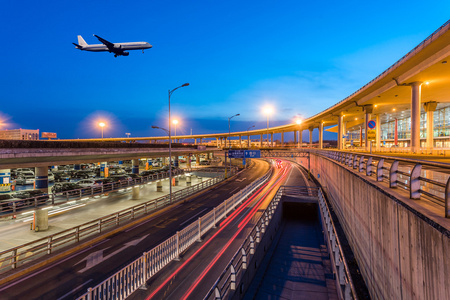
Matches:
[[93, 34, 116, 51]]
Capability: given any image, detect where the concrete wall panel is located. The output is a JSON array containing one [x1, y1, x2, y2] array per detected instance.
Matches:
[[295, 154, 450, 300]]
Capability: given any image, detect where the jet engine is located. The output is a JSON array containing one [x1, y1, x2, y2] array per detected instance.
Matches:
[[122, 52, 129, 56], [114, 44, 122, 49]]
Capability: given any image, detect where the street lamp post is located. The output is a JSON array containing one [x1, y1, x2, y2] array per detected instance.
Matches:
[[99, 122, 105, 139], [225, 113, 240, 178], [167, 83, 189, 203]]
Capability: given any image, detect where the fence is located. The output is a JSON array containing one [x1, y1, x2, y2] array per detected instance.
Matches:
[[1, 167, 223, 216], [0, 168, 234, 275], [75, 166, 272, 300], [204, 186, 356, 300], [320, 150, 450, 218]]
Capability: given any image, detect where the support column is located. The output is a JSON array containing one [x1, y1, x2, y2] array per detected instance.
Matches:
[[195, 154, 200, 166], [200, 138, 202, 145], [100, 162, 107, 177], [319, 123, 323, 149], [186, 176, 191, 186], [247, 135, 250, 148], [410, 82, 423, 153], [239, 136, 242, 148], [216, 138, 219, 148], [293, 130, 297, 145], [364, 105, 373, 151], [174, 176, 179, 186], [132, 159, 139, 174], [299, 130, 303, 147], [132, 186, 140, 199], [0, 169, 11, 193], [309, 127, 313, 147], [270, 133, 273, 147], [376, 114, 381, 152], [281, 132, 284, 147], [157, 180, 163, 192], [35, 166, 48, 194], [424, 101, 437, 151], [187, 154, 192, 168], [35, 209, 48, 231], [338, 115, 343, 150], [260, 134, 263, 147]]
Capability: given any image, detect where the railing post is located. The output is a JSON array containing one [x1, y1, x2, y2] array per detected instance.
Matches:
[[348, 154, 353, 167], [197, 218, 202, 242], [213, 207, 217, 228], [358, 156, 365, 173], [241, 248, 247, 269], [87, 287, 93, 300], [377, 159, 384, 181], [410, 164, 422, 200], [249, 236, 255, 254], [230, 264, 236, 290], [353, 155, 358, 169], [11, 249, 17, 269], [445, 177, 450, 218], [214, 287, 222, 300], [366, 157, 373, 176], [390, 160, 399, 188], [256, 226, 261, 242], [76, 227, 80, 242], [47, 236, 52, 254], [175, 231, 180, 260]]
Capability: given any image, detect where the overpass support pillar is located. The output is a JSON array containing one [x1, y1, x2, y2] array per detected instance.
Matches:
[[195, 154, 200, 166], [35, 209, 48, 231], [376, 115, 381, 151], [157, 180, 163, 192], [174, 176, 179, 186], [410, 82, 423, 153], [270, 133, 273, 147], [0, 169, 11, 193], [239, 136, 242, 148], [338, 115, 343, 150], [260, 134, 263, 147], [294, 130, 297, 145], [132, 159, 140, 174], [424, 101, 437, 151], [215, 138, 219, 148], [309, 127, 313, 147], [74, 164, 81, 170], [132, 186, 140, 200], [299, 130, 303, 147], [186, 176, 191, 186], [100, 162, 107, 177], [187, 154, 192, 168], [281, 132, 284, 147], [319, 123, 323, 149], [200, 138, 202, 145], [364, 105, 373, 151], [35, 166, 48, 194], [194, 138, 197, 145], [247, 135, 250, 147]]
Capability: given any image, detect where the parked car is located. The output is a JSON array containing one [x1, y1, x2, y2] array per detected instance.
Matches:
[[48, 170, 55, 182], [77, 179, 105, 188], [16, 173, 35, 185], [53, 170, 71, 182], [199, 160, 211, 165], [13, 189, 49, 206], [71, 170, 96, 179], [108, 167, 127, 175], [0, 194, 25, 212], [140, 170, 157, 177], [51, 182, 85, 194], [108, 175, 132, 183]]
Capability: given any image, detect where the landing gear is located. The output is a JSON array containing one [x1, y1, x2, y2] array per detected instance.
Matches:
[[114, 54, 118, 58]]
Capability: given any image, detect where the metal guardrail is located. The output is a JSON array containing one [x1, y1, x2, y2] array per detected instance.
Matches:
[[317, 187, 357, 300], [0, 167, 222, 216], [204, 186, 356, 300], [0, 168, 234, 275], [75, 165, 272, 300], [320, 150, 450, 218]]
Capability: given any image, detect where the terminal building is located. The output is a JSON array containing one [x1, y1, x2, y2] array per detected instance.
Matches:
[[0, 129, 40, 140]]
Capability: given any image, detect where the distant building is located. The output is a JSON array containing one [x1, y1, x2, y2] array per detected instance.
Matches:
[[0, 129, 40, 140]]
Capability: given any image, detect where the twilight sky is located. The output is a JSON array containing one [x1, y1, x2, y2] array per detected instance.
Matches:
[[1, 1, 449, 140]]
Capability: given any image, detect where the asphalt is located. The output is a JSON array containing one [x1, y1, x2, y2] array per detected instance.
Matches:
[[0, 160, 269, 300]]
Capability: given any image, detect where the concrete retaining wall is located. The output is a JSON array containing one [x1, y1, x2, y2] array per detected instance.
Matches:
[[295, 154, 450, 300]]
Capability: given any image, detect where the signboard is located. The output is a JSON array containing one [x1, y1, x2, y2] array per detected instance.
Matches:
[[42, 132, 57, 139], [367, 120, 376, 129], [228, 150, 245, 158], [244, 150, 261, 158], [367, 129, 376, 141]]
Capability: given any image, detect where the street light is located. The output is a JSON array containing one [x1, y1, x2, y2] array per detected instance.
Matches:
[[263, 107, 273, 147], [225, 113, 240, 178], [172, 119, 179, 137], [167, 83, 189, 203], [99, 122, 106, 139]]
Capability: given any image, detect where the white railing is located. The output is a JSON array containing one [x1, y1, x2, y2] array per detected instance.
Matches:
[[75, 166, 272, 300], [0, 168, 235, 275], [204, 186, 357, 300]]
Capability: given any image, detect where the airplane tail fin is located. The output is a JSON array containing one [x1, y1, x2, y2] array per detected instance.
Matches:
[[77, 35, 88, 46]]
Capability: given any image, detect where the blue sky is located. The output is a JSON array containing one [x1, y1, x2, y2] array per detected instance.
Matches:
[[1, 1, 449, 140]]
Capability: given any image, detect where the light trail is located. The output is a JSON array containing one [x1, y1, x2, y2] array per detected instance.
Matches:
[[181, 162, 291, 299], [146, 162, 290, 300]]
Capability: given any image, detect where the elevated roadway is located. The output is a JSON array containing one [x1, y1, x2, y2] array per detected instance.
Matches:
[[0, 160, 269, 299]]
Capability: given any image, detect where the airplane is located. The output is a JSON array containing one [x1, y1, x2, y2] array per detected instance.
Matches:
[[73, 35, 152, 57]]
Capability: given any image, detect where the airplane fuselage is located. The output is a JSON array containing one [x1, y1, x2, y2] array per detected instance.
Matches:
[[79, 42, 152, 52]]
